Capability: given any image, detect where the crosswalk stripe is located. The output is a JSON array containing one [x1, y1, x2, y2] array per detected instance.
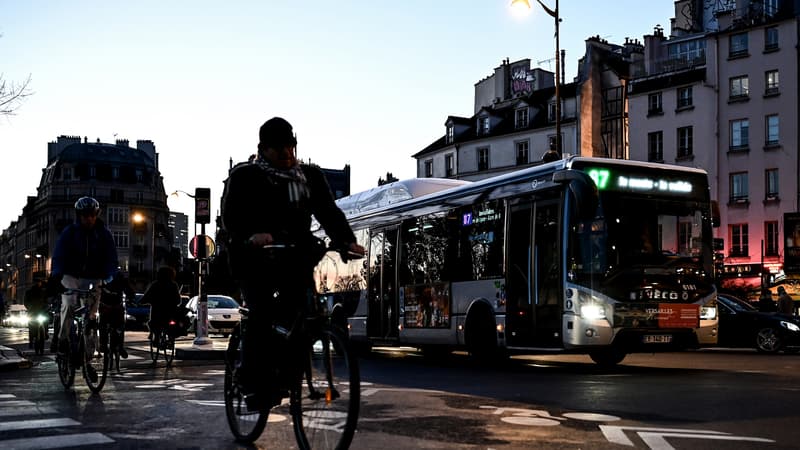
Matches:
[[0, 401, 35, 407], [1, 432, 114, 449], [0, 394, 16, 399], [0, 407, 57, 417], [0, 418, 80, 432]]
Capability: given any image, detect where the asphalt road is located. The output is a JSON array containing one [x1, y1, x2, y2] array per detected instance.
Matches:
[[1, 326, 799, 449]]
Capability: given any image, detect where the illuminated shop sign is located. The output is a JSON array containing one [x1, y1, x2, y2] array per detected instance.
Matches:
[[585, 168, 693, 194]]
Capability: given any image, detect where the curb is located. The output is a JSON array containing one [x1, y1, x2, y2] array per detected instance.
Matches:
[[0, 345, 32, 371]]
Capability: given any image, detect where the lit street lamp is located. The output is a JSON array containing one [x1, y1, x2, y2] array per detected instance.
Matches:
[[512, 0, 561, 158]]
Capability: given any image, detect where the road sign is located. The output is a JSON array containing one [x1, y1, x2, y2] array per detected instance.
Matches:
[[189, 234, 215, 260]]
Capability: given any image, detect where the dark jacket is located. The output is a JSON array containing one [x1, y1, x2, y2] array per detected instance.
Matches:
[[221, 162, 355, 281], [51, 218, 118, 280], [142, 279, 181, 325]]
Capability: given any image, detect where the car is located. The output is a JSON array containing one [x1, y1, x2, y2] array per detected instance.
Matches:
[[717, 293, 800, 353], [185, 294, 241, 337], [125, 293, 150, 330], [2, 304, 29, 327]]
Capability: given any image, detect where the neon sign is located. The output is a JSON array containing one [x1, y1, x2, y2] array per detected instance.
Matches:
[[586, 168, 693, 194]]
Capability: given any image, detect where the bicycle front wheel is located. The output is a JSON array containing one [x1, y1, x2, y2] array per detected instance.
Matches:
[[83, 329, 108, 393], [57, 351, 75, 389], [224, 326, 268, 443], [292, 325, 360, 450]]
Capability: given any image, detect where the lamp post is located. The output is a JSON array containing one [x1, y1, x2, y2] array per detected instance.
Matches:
[[512, 0, 561, 158]]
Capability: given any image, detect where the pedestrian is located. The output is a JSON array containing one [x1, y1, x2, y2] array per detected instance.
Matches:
[[24, 279, 49, 346], [777, 286, 794, 316], [757, 289, 776, 313]]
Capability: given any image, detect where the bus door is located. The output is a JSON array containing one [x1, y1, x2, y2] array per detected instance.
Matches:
[[506, 197, 562, 347], [367, 228, 399, 339]]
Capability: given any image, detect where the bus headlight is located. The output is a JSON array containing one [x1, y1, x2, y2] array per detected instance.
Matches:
[[780, 321, 800, 333], [700, 306, 717, 320], [581, 304, 606, 320]]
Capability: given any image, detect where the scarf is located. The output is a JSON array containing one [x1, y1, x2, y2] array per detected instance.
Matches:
[[253, 157, 310, 204]]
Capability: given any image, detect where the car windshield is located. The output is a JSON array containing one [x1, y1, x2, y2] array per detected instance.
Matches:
[[208, 296, 239, 309], [719, 295, 756, 312]]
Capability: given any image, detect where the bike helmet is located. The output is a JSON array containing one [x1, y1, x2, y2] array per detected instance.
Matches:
[[74, 196, 100, 216]]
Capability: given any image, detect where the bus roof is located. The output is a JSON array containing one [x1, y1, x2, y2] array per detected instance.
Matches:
[[335, 177, 470, 216]]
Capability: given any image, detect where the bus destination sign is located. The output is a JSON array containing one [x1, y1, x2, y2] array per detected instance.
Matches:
[[585, 168, 693, 195]]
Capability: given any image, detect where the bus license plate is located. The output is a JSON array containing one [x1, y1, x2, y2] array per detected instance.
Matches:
[[643, 334, 672, 344]]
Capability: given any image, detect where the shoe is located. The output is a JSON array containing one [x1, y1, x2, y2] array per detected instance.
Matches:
[[119, 347, 128, 359], [85, 365, 98, 383]]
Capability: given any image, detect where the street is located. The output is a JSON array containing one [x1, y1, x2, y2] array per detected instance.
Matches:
[[1, 326, 799, 449]]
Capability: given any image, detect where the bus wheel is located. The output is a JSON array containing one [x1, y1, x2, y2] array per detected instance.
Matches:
[[589, 348, 627, 367], [465, 310, 499, 361]]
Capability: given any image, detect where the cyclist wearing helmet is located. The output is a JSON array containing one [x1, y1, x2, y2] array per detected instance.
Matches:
[[49, 197, 119, 363], [221, 116, 365, 410]]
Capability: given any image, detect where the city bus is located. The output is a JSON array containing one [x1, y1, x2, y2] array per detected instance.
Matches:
[[312, 157, 719, 365]]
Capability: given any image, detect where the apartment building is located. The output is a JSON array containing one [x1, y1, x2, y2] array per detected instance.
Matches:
[[628, 0, 799, 293]]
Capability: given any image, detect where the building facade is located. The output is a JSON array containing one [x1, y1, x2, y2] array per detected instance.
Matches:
[[628, 0, 800, 294], [413, 37, 644, 180], [0, 135, 172, 301]]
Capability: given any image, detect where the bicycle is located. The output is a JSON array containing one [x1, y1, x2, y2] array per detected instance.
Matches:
[[56, 286, 108, 393], [224, 242, 363, 449], [149, 320, 177, 366]]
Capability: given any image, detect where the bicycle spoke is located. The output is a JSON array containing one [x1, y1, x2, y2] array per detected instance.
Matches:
[[293, 326, 359, 450]]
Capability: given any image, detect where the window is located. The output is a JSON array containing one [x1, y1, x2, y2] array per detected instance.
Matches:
[[730, 172, 749, 203], [547, 101, 561, 122], [477, 147, 489, 171], [515, 108, 529, 129], [107, 207, 129, 225], [477, 117, 490, 135], [678, 222, 692, 254], [729, 32, 748, 58], [110, 189, 124, 202], [765, 115, 779, 146], [766, 168, 779, 199], [765, 26, 779, 51], [729, 76, 749, 99], [446, 125, 454, 144], [765, 221, 779, 256], [135, 169, 143, 182], [677, 126, 693, 158], [112, 231, 130, 249], [730, 224, 749, 257], [648, 92, 663, 114], [667, 39, 705, 63], [677, 86, 693, 109], [730, 119, 749, 151], [764, 0, 778, 17], [424, 159, 433, 178], [647, 131, 663, 161], [515, 141, 529, 165], [765, 70, 779, 95], [444, 154, 454, 177], [112, 167, 120, 179], [135, 191, 144, 203], [62, 167, 72, 181]]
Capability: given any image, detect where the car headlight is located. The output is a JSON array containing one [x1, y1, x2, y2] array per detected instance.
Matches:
[[700, 306, 717, 320], [207, 314, 214, 320], [780, 321, 800, 333], [580, 304, 606, 320], [35, 314, 48, 324]]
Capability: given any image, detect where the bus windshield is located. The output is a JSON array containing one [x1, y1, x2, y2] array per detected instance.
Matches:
[[568, 191, 714, 302]]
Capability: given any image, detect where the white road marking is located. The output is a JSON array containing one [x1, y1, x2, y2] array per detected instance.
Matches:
[[0, 394, 16, 399], [600, 425, 775, 449], [0, 401, 35, 407], [0, 418, 80, 432], [0, 407, 57, 417], [561, 412, 621, 422], [638, 431, 775, 450], [1, 432, 114, 449]]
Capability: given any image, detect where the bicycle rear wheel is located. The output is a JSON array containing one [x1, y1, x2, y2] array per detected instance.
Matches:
[[224, 326, 268, 443], [162, 334, 175, 366], [149, 333, 159, 363], [57, 351, 75, 389], [292, 325, 360, 450], [83, 328, 108, 393]]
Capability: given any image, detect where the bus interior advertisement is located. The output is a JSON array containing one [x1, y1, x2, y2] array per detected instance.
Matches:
[[401, 282, 451, 328]]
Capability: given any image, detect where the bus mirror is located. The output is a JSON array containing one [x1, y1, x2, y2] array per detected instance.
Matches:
[[553, 170, 599, 221], [711, 200, 720, 227]]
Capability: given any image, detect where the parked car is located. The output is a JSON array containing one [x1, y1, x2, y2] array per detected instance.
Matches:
[[125, 293, 150, 330], [185, 294, 241, 337], [2, 304, 29, 327], [717, 293, 800, 353]]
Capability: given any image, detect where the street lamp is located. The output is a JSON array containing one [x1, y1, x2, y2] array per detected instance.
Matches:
[[132, 212, 156, 278], [511, 0, 561, 158]]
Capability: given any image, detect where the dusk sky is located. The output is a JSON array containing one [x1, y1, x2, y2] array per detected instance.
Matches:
[[0, 1, 674, 239]]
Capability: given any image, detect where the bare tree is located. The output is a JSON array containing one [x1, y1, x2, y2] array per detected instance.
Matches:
[[0, 34, 33, 117]]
